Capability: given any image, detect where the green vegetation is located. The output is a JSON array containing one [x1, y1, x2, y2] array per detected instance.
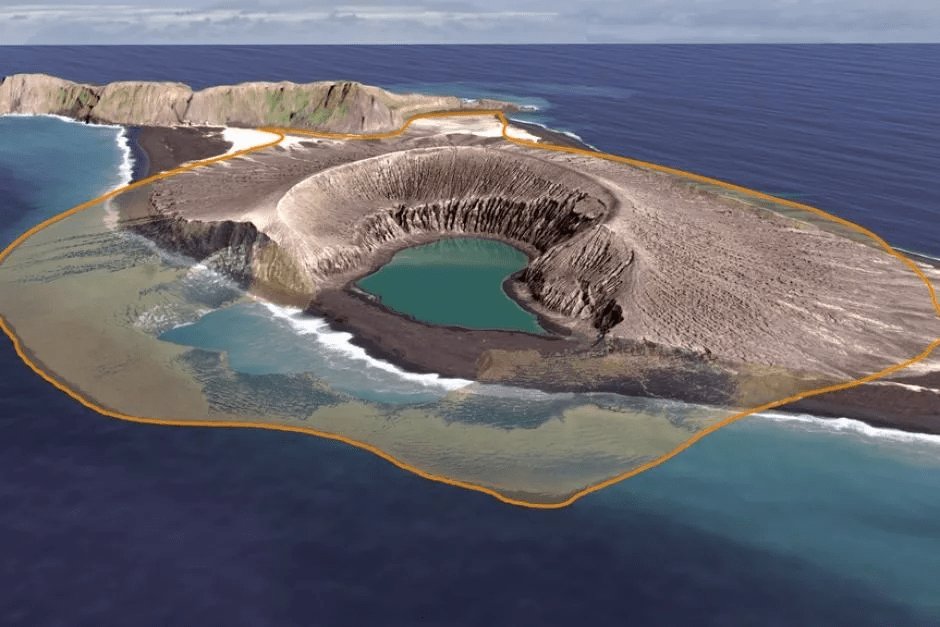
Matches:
[[76, 90, 92, 107], [307, 107, 332, 126], [263, 91, 279, 112], [215, 92, 233, 120], [55, 87, 69, 108], [290, 90, 311, 112]]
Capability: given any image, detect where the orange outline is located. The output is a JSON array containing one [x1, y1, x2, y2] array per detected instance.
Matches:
[[1, 111, 938, 510]]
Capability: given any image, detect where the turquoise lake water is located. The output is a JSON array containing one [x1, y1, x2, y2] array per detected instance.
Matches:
[[2, 106, 939, 625], [356, 237, 545, 334]]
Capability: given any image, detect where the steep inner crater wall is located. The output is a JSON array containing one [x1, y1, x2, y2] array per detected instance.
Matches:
[[262, 146, 632, 331]]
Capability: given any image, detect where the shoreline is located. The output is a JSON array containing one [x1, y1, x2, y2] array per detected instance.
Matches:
[[505, 118, 598, 152], [123, 127, 151, 183], [129, 124, 232, 176], [306, 286, 578, 381], [122, 123, 940, 436]]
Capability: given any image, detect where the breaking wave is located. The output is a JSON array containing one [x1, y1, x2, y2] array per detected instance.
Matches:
[[259, 301, 475, 393], [755, 410, 940, 446]]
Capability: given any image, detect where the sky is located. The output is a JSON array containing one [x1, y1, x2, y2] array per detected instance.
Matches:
[[0, 0, 936, 44]]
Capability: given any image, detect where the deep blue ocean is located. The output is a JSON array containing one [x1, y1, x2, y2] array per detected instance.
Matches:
[[1, 45, 939, 626]]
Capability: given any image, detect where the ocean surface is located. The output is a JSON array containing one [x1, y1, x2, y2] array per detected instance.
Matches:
[[1, 45, 939, 626]]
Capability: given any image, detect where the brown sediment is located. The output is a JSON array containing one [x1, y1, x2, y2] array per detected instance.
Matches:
[[118, 120, 940, 434]]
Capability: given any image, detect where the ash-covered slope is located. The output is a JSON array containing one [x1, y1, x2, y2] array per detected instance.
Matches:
[[0, 73, 519, 132], [266, 146, 615, 280], [138, 129, 940, 384]]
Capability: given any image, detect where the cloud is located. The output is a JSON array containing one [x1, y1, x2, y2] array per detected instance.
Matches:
[[0, 1, 937, 43]]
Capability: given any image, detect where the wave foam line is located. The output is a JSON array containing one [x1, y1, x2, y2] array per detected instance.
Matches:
[[112, 125, 134, 189], [755, 411, 940, 446], [102, 125, 135, 230], [0, 112, 82, 122], [1, 113, 136, 230], [259, 301, 475, 392], [509, 117, 600, 151]]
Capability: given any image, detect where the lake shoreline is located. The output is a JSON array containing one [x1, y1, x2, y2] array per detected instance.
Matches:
[[351, 236, 577, 338]]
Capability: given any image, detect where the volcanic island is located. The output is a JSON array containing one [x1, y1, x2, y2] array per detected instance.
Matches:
[[1, 73, 938, 450]]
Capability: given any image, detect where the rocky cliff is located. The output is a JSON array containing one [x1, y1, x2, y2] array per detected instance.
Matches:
[[0, 73, 519, 132], [521, 225, 632, 333], [128, 215, 269, 289]]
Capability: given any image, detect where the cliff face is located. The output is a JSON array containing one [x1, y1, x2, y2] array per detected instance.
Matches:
[[128, 216, 268, 288], [262, 146, 619, 290], [0, 74, 101, 121], [94, 81, 192, 126], [0, 73, 519, 132], [521, 225, 633, 333]]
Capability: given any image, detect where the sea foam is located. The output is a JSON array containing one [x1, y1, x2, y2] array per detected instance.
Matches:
[[102, 125, 134, 229], [0, 113, 136, 231], [509, 117, 600, 151], [0, 112, 81, 123], [258, 301, 475, 392], [755, 410, 940, 446]]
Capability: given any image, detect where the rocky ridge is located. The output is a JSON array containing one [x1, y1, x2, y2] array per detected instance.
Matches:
[[0, 73, 519, 132], [143, 144, 634, 333]]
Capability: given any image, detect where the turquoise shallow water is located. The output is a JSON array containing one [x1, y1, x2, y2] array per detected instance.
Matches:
[[2, 74, 940, 626], [0, 115, 128, 248], [356, 237, 545, 334], [159, 300, 468, 405]]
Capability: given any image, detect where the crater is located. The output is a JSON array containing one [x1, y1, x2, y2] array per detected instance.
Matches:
[[125, 125, 940, 416]]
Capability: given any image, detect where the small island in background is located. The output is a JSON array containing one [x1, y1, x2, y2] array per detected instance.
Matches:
[[1, 72, 938, 445]]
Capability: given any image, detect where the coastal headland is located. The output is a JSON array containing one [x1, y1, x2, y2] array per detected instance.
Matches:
[[0, 73, 522, 132], [1, 73, 939, 450]]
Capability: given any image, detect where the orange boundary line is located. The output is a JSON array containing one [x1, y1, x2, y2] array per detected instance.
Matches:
[[1, 111, 938, 510]]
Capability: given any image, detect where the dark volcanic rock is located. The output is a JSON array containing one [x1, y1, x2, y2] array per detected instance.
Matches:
[[127, 215, 268, 289]]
